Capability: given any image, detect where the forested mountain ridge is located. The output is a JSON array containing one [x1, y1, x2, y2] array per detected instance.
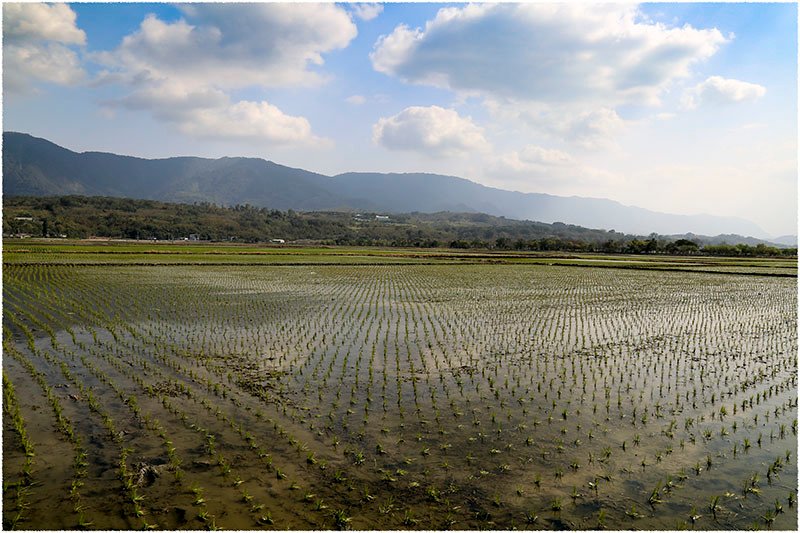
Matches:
[[3, 131, 769, 238]]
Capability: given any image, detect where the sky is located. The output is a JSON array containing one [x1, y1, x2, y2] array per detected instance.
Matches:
[[2, 2, 797, 237]]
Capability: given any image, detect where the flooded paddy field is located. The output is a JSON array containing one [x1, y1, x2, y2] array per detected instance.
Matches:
[[2, 252, 797, 530]]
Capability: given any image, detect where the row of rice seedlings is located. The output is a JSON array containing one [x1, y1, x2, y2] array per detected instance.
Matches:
[[82, 325, 339, 528], [2, 325, 91, 528], [2, 372, 36, 528], [48, 270, 780, 440], [119, 270, 788, 524], [142, 266, 792, 524], [3, 262, 795, 528], [376, 268, 756, 516], [4, 272, 201, 525], [9, 277, 277, 529], [103, 268, 462, 524], [5, 305, 156, 529], [53, 343, 208, 526], [67, 348, 255, 524], [87, 338, 255, 529]]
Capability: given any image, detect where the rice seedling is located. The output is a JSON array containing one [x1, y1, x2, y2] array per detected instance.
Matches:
[[648, 484, 663, 506], [597, 508, 608, 529], [401, 510, 417, 526], [689, 507, 701, 525], [709, 495, 722, 520], [331, 509, 351, 530], [625, 504, 643, 519], [3, 250, 796, 530]]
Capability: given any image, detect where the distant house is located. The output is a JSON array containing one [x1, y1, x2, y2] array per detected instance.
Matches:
[[375, 215, 390, 221], [270, 238, 285, 244], [14, 216, 33, 221], [188, 234, 199, 241]]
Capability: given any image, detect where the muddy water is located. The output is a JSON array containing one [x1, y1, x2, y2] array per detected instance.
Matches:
[[2, 264, 797, 529]]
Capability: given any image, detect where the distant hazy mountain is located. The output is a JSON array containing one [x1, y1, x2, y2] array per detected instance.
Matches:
[[770, 235, 798, 247], [667, 233, 797, 249], [331, 172, 769, 238], [3, 131, 769, 238]]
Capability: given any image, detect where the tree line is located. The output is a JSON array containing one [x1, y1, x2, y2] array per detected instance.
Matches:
[[3, 195, 795, 257]]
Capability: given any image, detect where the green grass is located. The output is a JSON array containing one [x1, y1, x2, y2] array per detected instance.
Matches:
[[4, 239, 796, 275]]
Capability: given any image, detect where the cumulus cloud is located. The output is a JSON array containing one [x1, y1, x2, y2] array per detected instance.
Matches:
[[3, 3, 86, 94], [486, 144, 619, 190], [3, 3, 85, 43], [681, 76, 766, 109], [110, 82, 228, 116], [179, 101, 319, 144], [371, 4, 731, 149], [96, 4, 357, 144], [105, 80, 324, 145], [372, 4, 727, 106], [486, 102, 626, 150], [491, 145, 575, 175], [373, 106, 490, 157], [98, 4, 356, 89], [350, 3, 384, 22]]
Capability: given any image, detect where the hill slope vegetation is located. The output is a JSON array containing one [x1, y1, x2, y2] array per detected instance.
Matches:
[[3, 131, 767, 237]]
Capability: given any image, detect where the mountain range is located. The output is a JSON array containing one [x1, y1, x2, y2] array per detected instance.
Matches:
[[2, 132, 784, 241]]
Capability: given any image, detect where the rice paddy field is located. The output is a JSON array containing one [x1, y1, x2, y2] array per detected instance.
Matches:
[[3, 240, 797, 530]]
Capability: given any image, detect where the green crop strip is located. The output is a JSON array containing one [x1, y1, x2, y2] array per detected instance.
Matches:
[[2, 251, 797, 530]]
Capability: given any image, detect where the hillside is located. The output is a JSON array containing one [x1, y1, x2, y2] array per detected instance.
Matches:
[[2, 195, 633, 247], [4, 196, 793, 258], [3, 131, 768, 237]]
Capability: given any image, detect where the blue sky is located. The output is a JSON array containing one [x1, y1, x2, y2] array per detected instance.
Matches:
[[3, 2, 797, 236]]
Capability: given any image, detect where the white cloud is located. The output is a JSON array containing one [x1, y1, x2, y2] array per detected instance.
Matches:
[[107, 80, 325, 145], [98, 4, 356, 89], [485, 144, 620, 192], [371, 4, 729, 149], [373, 105, 490, 157], [179, 101, 321, 145], [3, 3, 85, 44], [486, 102, 626, 150], [2, 3, 86, 94], [565, 108, 626, 149], [111, 82, 229, 118], [95, 4, 356, 145], [371, 24, 425, 82], [371, 4, 727, 107], [681, 76, 766, 109], [517, 145, 575, 167], [351, 4, 384, 22], [4, 42, 85, 92], [489, 145, 574, 175], [346, 95, 367, 105]]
